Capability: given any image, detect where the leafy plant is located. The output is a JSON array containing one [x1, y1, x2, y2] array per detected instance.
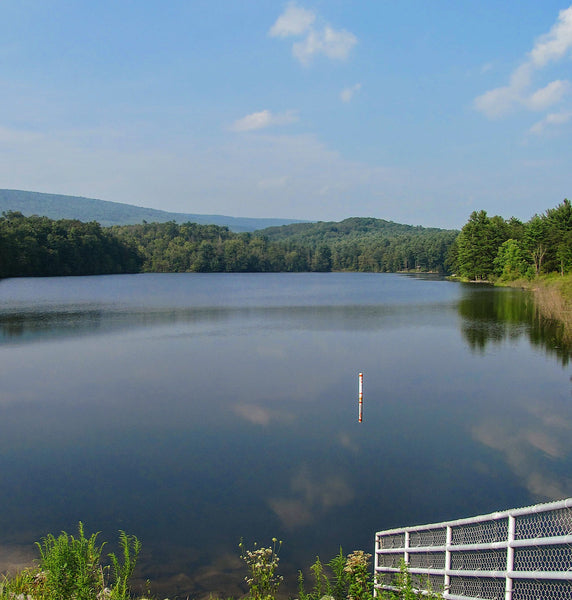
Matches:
[[0, 523, 142, 600], [328, 548, 349, 600], [36, 521, 105, 600], [377, 559, 443, 600], [298, 555, 334, 600], [108, 530, 142, 600], [239, 538, 283, 600], [344, 551, 374, 600]]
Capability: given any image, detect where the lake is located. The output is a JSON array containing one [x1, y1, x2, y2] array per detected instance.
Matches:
[[0, 273, 570, 598]]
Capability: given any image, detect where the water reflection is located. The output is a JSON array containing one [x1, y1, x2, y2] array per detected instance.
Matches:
[[269, 466, 355, 530], [456, 284, 572, 502], [0, 274, 570, 599], [0, 303, 456, 345], [458, 284, 571, 365]]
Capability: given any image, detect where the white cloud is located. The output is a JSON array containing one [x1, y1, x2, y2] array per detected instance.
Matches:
[[230, 109, 298, 132], [529, 110, 572, 135], [474, 6, 572, 120], [529, 6, 572, 67], [525, 79, 570, 110], [293, 25, 357, 65], [340, 83, 362, 103], [270, 3, 357, 65], [474, 85, 520, 118], [268, 2, 315, 38]]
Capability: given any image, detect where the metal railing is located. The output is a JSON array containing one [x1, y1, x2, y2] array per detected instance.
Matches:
[[374, 498, 572, 600]]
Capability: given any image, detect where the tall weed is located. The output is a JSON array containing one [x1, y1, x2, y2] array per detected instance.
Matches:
[[36, 521, 105, 600]]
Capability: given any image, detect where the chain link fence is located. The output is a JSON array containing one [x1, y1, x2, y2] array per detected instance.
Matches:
[[375, 498, 572, 600]]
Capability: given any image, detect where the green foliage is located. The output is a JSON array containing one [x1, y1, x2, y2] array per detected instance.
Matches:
[[239, 538, 283, 600], [0, 529, 447, 600], [260, 217, 458, 274], [1, 211, 458, 278], [297, 548, 373, 600], [455, 199, 572, 281], [0, 523, 141, 600], [328, 548, 349, 600], [494, 239, 531, 280], [296, 550, 443, 600], [455, 210, 509, 280], [298, 555, 336, 600], [35, 522, 105, 600], [108, 531, 142, 600], [344, 551, 374, 600], [0, 211, 142, 278], [376, 559, 443, 600]]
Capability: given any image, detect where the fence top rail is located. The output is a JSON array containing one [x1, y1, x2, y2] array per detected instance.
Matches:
[[375, 497, 572, 537]]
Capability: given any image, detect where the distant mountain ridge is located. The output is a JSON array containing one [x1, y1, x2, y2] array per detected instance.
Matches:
[[0, 189, 306, 232]]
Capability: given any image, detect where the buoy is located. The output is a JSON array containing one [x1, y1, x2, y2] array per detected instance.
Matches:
[[358, 372, 363, 423]]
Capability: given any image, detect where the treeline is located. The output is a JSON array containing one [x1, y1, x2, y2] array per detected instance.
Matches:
[[4, 201, 570, 280], [451, 199, 572, 280], [260, 217, 458, 272], [0, 212, 457, 277], [0, 212, 142, 278]]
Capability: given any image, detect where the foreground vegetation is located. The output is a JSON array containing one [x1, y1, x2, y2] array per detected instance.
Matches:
[[0, 524, 141, 600], [1, 526, 440, 600]]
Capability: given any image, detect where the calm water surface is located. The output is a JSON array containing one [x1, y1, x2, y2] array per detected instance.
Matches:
[[0, 273, 570, 598]]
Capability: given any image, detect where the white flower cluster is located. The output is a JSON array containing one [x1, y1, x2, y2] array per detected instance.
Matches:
[[344, 550, 372, 574]]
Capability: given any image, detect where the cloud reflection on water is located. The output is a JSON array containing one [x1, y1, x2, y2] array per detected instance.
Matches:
[[472, 406, 572, 501], [233, 403, 296, 427], [269, 466, 354, 530]]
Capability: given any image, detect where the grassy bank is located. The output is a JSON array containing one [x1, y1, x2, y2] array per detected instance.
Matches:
[[500, 274, 572, 339]]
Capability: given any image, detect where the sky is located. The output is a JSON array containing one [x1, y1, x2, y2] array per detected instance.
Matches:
[[1, 1, 571, 229]]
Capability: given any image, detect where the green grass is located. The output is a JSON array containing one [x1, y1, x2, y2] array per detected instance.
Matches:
[[0, 523, 143, 600]]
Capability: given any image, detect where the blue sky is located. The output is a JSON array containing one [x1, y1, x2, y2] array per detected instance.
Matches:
[[1, 1, 571, 229]]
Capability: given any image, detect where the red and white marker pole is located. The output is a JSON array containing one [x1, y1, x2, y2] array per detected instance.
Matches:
[[358, 372, 363, 423]]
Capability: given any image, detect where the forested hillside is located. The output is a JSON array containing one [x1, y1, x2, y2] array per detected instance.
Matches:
[[452, 199, 572, 280], [0, 212, 457, 277], [3, 201, 571, 280], [257, 217, 458, 272]]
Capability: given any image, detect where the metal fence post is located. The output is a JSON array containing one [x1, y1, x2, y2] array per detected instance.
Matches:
[[444, 525, 452, 595], [505, 514, 515, 600]]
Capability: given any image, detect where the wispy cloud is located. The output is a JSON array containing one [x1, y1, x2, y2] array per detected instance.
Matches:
[[230, 109, 298, 132], [529, 110, 572, 135], [269, 2, 357, 66], [340, 83, 362, 103], [268, 2, 315, 37], [474, 6, 572, 121], [525, 79, 570, 110]]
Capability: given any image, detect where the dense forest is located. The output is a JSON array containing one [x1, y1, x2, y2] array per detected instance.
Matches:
[[0, 212, 142, 278], [451, 198, 572, 280], [1, 200, 570, 279], [0, 213, 456, 277]]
